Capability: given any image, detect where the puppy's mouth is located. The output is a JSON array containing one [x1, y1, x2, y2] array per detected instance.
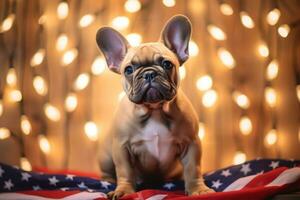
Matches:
[[144, 86, 163, 103]]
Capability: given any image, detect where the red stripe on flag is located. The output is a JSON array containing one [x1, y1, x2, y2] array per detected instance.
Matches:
[[243, 167, 287, 188], [33, 167, 101, 179], [20, 190, 81, 198]]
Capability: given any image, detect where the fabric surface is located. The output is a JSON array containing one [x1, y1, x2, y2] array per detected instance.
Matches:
[[0, 159, 299, 200]]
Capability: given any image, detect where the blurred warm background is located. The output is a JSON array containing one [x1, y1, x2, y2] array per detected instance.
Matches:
[[0, 0, 299, 174]]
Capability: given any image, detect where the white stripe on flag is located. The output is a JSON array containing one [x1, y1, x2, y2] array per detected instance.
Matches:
[[0, 193, 52, 200], [0, 192, 107, 200], [64, 192, 107, 200], [146, 194, 167, 200], [267, 167, 300, 187], [223, 174, 259, 192]]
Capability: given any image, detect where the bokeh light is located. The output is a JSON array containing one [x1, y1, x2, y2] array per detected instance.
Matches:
[[233, 151, 246, 165], [196, 75, 213, 91], [265, 129, 278, 146], [84, 121, 99, 141], [202, 89, 218, 108], [38, 135, 51, 154], [21, 115, 32, 135]]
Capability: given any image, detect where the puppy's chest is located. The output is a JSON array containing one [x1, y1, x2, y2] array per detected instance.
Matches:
[[131, 118, 176, 162]]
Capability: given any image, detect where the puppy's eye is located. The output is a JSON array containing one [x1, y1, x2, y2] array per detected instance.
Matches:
[[162, 60, 173, 70], [124, 66, 134, 75]]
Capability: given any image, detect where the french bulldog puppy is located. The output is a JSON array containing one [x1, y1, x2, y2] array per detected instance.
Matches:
[[96, 15, 214, 200]]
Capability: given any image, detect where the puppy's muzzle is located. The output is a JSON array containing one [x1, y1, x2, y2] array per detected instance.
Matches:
[[141, 70, 163, 103], [127, 67, 177, 104]]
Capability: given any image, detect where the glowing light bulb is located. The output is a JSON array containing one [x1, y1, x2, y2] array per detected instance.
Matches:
[[6, 68, 17, 87], [56, 33, 68, 51], [57, 1, 69, 20], [74, 73, 90, 91], [30, 49, 45, 67], [162, 0, 176, 7], [220, 3, 233, 16], [9, 89, 22, 102], [0, 128, 10, 140], [265, 87, 277, 108], [44, 103, 61, 122], [79, 14, 95, 28], [196, 75, 213, 91], [0, 14, 15, 33], [33, 76, 48, 96], [189, 40, 199, 57], [179, 65, 186, 80], [202, 89, 218, 108], [118, 91, 126, 101], [111, 16, 130, 31], [218, 47, 235, 69], [266, 60, 279, 81], [258, 43, 269, 57], [62, 48, 78, 66], [239, 116, 252, 135], [65, 93, 78, 112], [198, 122, 205, 140], [126, 33, 142, 47], [266, 8, 280, 26], [265, 129, 277, 146], [124, 0, 141, 13], [278, 24, 290, 38], [233, 151, 246, 165], [20, 157, 32, 171], [38, 15, 46, 25], [296, 85, 300, 102], [21, 115, 32, 135], [84, 121, 99, 141], [38, 135, 51, 154], [0, 100, 3, 117], [207, 25, 226, 41], [232, 91, 250, 109], [240, 11, 255, 29]]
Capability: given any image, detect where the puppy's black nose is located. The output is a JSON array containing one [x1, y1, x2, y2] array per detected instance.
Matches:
[[143, 71, 157, 81]]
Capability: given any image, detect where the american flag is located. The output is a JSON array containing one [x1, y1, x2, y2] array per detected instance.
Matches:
[[0, 159, 299, 200]]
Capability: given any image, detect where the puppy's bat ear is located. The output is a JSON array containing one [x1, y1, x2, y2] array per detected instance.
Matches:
[[96, 27, 130, 74], [160, 15, 192, 65]]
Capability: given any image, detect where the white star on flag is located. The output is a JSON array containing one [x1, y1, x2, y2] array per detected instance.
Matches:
[[21, 172, 32, 181], [78, 182, 88, 189], [0, 166, 4, 177], [269, 161, 279, 169], [66, 174, 75, 180], [212, 179, 222, 189], [163, 183, 175, 190], [4, 179, 14, 190], [49, 176, 59, 186], [33, 185, 41, 190], [100, 181, 111, 189], [221, 169, 232, 177], [240, 163, 252, 175]]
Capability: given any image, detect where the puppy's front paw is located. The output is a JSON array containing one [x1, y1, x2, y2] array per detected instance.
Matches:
[[107, 185, 135, 200], [188, 186, 215, 196]]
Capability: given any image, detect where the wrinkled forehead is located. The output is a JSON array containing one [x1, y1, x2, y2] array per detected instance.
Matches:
[[122, 43, 179, 68]]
